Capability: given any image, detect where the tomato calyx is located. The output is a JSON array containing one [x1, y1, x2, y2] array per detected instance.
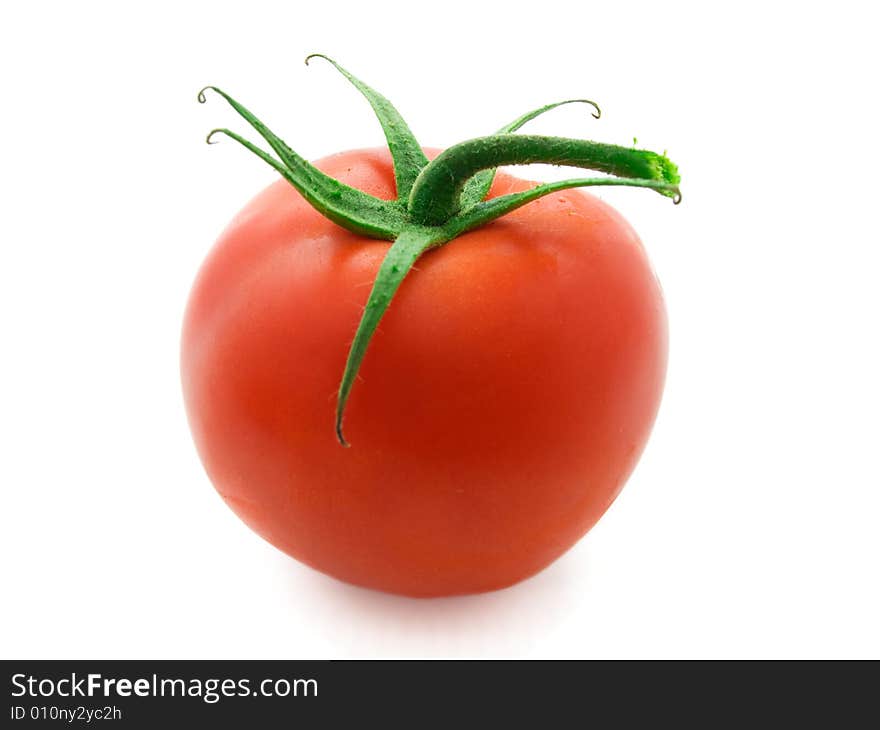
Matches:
[[199, 55, 681, 446]]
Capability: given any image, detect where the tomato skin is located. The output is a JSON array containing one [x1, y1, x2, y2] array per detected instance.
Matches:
[[181, 147, 667, 597]]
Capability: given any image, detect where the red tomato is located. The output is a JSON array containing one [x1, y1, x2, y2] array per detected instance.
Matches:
[[181, 147, 667, 597]]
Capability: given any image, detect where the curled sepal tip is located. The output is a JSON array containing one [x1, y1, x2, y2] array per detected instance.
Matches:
[[203, 128, 290, 178], [507, 98, 601, 126]]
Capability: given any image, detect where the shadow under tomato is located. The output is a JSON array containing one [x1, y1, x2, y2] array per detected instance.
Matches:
[[277, 545, 589, 658]]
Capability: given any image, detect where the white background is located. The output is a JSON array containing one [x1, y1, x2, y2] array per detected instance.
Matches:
[[2, 1, 878, 659]]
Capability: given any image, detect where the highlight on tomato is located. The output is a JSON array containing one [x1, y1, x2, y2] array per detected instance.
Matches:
[[182, 55, 681, 597]]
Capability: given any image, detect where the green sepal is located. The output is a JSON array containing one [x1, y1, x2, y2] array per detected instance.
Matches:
[[199, 86, 406, 239], [305, 54, 429, 202], [446, 177, 680, 238], [334, 228, 445, 446]]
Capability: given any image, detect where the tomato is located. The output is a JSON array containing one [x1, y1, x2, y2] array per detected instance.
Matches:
[[181, 146, 668, 597]]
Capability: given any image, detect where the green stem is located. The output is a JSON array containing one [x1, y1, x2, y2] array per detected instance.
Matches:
[[408, 134, 680, 225], [460, 99, 602, 209]]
